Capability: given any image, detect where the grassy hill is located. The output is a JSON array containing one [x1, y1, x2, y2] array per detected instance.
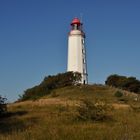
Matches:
[[0, 85, 140, 140]]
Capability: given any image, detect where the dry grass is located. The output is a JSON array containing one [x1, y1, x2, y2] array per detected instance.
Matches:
[[112, 103, 130, 109], [0, 85, 140, 140]]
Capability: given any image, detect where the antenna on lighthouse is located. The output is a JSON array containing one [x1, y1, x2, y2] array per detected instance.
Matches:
[[80, 13, 83, 23]]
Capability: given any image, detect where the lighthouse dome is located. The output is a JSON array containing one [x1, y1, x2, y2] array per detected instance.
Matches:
[[71, 18, 81, 25]]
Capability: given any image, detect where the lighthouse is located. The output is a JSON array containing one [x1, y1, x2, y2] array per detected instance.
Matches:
[[67, 18, 88, 84]]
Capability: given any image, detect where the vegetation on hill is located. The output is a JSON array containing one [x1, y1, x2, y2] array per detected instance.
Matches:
[[105, 74, 140, 94], [19, 73, 140, 101], [0, 95, 7, 116], [19, 72, 81, 101], [77, 98, 111, 121], [0, 85, 140, 140], [1, 70, 140, 139]]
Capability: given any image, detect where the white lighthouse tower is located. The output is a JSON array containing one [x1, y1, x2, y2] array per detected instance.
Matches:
[[67, 18, 88, 84]]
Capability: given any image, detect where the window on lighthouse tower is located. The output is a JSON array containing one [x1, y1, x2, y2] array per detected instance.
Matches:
[[72, 24, 77, 30], [72, 24, 80, 30]]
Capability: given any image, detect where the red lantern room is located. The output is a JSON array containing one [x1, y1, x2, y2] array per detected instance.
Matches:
[[71, 18, 82, 31]]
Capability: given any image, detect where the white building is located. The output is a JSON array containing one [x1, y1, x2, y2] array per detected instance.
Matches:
[[67, 18, 88, 84]]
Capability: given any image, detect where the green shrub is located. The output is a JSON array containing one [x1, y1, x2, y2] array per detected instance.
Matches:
[[19, 72, 81, 101], [114, 91, 123, 98], [77, 99, 111, 121], [105, 74, 140, 94]]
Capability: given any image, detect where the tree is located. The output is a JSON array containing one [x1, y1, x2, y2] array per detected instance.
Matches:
[[20, 72, 82, 101], [105, 74, 127, 88], [0, 95, 7, 115], [105, 74, 140, 94]]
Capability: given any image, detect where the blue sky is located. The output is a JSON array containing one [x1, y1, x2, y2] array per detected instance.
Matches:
[[0, 0, 140, 102]]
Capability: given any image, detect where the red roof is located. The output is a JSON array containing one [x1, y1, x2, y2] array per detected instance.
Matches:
[[71, 18, 81, 25]]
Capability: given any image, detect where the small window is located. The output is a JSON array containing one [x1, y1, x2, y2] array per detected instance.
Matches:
[[82, 49, 85, 54], [83, 59, 84, 63], [83, 59, 86, 63], [82, 39, 84, 44]]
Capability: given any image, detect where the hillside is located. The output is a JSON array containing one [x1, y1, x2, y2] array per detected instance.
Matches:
[[0, 85, 140, 140]]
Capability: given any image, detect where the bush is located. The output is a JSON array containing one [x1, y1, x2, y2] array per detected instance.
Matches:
[[77, 99, 111, 121], [19, 72, 81, 101], [105, 74, 140, 94], [114, 91, 123, 98], [0, 95, 7, 116]]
